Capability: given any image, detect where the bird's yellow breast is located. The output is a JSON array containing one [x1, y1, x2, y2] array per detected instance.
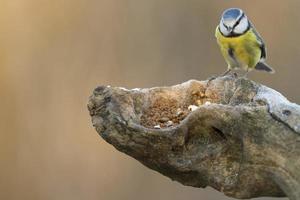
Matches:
[[215, 26, 261, 69]]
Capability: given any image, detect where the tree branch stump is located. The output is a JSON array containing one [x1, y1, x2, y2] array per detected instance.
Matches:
[[87, 75, 300, 200]]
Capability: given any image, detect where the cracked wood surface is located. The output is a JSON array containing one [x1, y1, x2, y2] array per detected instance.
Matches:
[[87, 76, 300, 200]]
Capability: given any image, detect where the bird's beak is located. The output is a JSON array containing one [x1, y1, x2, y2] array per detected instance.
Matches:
[[227, 27, 233, 33]]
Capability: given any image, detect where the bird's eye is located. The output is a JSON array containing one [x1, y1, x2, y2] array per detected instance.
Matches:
[[233, 13, 245, 29]]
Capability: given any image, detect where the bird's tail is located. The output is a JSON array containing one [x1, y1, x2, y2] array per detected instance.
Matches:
[[255, 62, 275, 73]]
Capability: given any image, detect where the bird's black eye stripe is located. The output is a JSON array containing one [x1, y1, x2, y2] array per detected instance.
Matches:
[[233, 13, 245, 29], [223, 22, 229, 30]]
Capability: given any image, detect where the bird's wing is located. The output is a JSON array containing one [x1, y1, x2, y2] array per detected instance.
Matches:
[[250, 22, 267, 60]]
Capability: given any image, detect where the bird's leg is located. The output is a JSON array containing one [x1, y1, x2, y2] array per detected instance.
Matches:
[[243, 69, 250, 78]]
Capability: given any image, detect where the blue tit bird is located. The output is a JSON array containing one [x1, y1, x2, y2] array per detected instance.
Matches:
[[215, 8, 274, 76]]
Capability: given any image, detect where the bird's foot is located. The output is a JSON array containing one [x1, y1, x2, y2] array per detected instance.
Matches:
[[206, 76, 217, 87], [233, 72, 238, 78], [242, 69, 250, 78], [206, 69, 236, 87], [221, 69, 232, 77]]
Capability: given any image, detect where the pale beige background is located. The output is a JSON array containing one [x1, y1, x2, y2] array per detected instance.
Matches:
[[1, 0, 298, 199]]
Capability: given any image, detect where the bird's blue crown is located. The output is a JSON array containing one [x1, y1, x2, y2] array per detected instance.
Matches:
[[222, 8, 242, 20]]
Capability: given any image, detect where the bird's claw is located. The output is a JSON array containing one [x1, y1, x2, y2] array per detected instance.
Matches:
[[206, 76, 217, 87]]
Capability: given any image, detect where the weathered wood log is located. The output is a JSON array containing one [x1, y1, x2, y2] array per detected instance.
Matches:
[[87, 75, 300, 200]]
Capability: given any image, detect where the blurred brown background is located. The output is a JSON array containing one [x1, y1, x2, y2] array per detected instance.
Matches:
[[1, 0, 298, 199]]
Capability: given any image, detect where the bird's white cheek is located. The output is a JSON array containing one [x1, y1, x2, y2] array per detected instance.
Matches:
[[219, 23, 229, 36], [234, 18, 249, 34]]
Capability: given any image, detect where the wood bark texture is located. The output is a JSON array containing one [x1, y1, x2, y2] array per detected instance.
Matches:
[[87, 76, 300, 200]]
